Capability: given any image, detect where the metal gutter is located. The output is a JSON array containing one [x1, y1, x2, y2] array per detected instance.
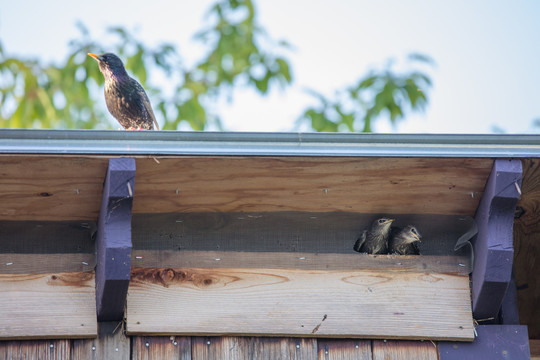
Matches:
[[0, 129, 540, 157]]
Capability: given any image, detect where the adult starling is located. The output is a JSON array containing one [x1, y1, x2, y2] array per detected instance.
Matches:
[[353, 217, 394, 254], [88, 52, 159, 130], [388, 225, 422, 255]]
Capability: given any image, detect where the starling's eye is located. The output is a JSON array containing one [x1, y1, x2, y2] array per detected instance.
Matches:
[[411, 228, 418, 234], [378, 219, 385, 224]]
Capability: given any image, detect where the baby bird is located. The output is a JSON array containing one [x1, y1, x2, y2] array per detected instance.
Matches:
[[353, 217, 394, 254], [388, 225, 422, 255], [88, 52, 159, 130]]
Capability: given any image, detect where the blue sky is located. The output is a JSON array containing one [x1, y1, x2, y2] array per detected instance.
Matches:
[[1, 0, 539, 133]]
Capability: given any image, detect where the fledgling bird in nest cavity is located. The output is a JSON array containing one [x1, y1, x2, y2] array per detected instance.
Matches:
[[388, 225, 422, 255], [353, 217, 394, 254], [88, 52, 159, 131]]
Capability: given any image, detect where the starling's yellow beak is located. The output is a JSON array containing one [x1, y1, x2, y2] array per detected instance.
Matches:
[[88, 53, 100, 61]]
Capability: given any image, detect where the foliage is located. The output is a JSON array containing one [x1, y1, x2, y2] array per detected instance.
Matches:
[[0, 0, 431, 132], [0, 0, 291, 130], [299, 54, 434, 132]]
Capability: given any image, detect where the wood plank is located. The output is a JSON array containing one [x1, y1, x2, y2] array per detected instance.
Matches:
[[0, 254, 94, 274], [0, 155, 108, 221], [530, 339, 540, 360], [514, 158, 540, 338], [133, 157, 492, 216], [438, 325, 530, 360], [0, 272, 97, 339], [72, 322, 130, 360], [131, 251, 471, 275], [0, 156, 492, 221], [132, 336, 191, 360], [126, 267, 474, 341], [317, 339, 372, 360], [191, 337, 317, 360], [0, 339, 71, 360], [372, 340, 438, 360], [471, 159, 522, 320], [95, 158, 135, 321]]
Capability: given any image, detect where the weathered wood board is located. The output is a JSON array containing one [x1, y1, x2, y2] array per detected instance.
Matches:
[[514, 158, 540, 338], [132, 336, 191, 360], [0, 339, 71, 360], [372, 340, 438, 360], [0, 156, 493, 221], [72, 322, 130, 360], [0, 272, 97, 339], [0, 254, 95, 274], [190, 336, 318, 360], [0, 155, 108, 221], [131, 251, 471, 275], [126, 267, 474, 341], [133, 157, 492, 216], [317, 339, 372, 359]]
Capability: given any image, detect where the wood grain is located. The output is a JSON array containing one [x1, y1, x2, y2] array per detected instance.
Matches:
[[191, 337, 318, 360], [530, 339, 540, 360], [131, 250, 471, 275], [0, 254, 94, 274], [372, 340, 438, 360], [0, 156, 492, 221], [72, 322, 130, 360], [514, 159, 540, 338], [133, 157, 492, 216], [317, 339, 372, 360], [132, 336, 191, 360], [0, 339, 71, 360], [126, 267, 474, 341], [0, 155, 108, 221], [0, 272, 97, 339]]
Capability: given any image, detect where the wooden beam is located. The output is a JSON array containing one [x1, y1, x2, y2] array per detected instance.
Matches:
[[95, 158, 136, 322], [133, 157, 493, 216], [131, 250, 471, 275], [0, 253, 94, 274], [472, 159, 522, 320], [0, 272, 97, 339], [126, 267, 474, 341], [0, 155, 108, 221], [514, 158, 540, 338], [0, 156, 492, 220], [438, 325, 530, 359]]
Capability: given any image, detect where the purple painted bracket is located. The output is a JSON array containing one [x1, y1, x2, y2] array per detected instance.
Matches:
[[472, 159, 522, 320], [438, 325, 530, 360], [95, 158, 136, 321], [499, 271, 520, 325]]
